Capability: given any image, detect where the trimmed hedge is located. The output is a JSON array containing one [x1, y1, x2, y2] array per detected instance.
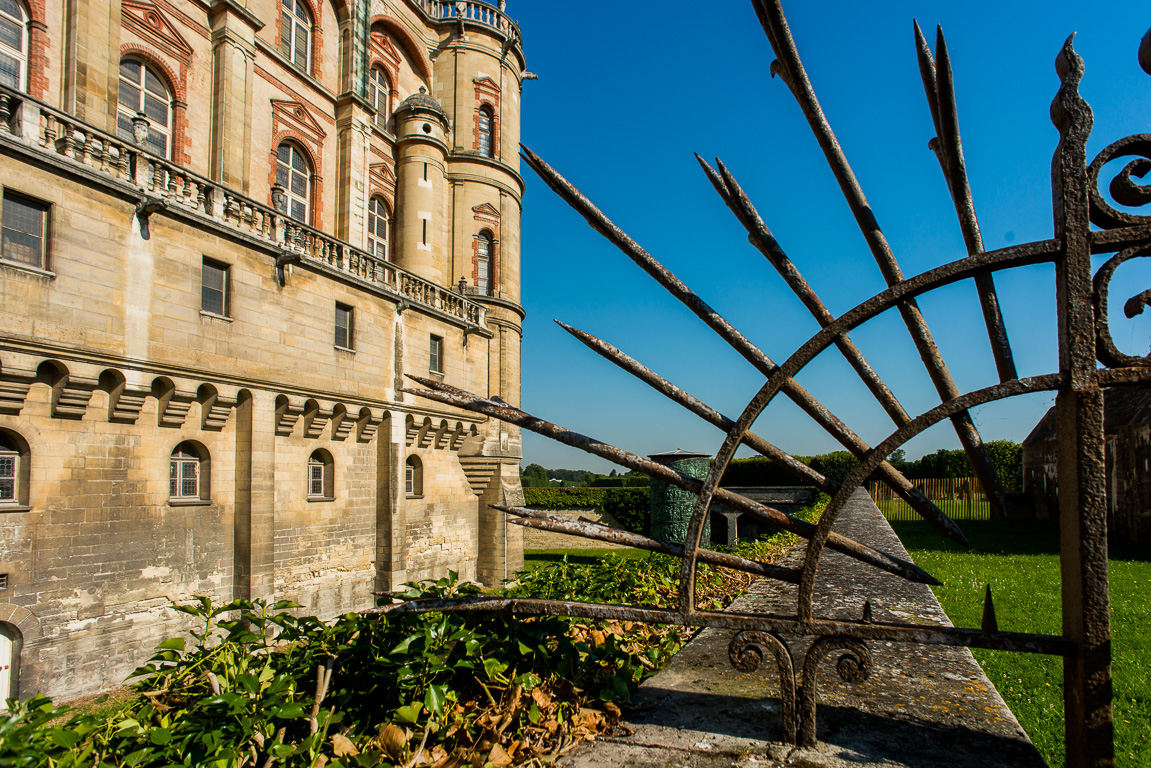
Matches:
[[524, 487, 650, 534], [718, 441, 1023, 492]]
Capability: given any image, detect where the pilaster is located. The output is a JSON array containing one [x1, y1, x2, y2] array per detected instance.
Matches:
[[208, 0, 260, 193], [63, 0, 122, 131]]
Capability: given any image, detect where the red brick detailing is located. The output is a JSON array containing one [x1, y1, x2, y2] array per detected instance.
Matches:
[[118, 43, 190, 166], [122, 1, 193, 63], [368, 15, 433, 80], [274, 0, 324, 78], [253, 66, 336, 123], [25, 10, 48, 100], [269, 131, 323, 229], [472, 77, 500, 159], [368, 161, 395, 197]]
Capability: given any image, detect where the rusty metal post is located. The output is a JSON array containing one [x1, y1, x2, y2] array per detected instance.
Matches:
[[1051, 36, 1114, 768]]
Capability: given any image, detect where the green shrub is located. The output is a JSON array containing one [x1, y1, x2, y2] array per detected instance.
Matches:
[[523, 487, 650, 534]]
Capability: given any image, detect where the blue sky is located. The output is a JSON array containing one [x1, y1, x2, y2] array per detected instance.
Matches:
[[509, 1, 1151, 473]]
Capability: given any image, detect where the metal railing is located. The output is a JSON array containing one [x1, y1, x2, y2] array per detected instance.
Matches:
[[0, 84, 486, 330]]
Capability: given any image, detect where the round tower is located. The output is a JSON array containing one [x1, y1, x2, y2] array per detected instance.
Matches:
[[393, 87, 451, 286]]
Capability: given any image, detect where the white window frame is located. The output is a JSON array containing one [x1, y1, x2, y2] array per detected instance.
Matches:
[[476, 231, 492, 295], [280, 0, 312, 72], [0, 0, 29, 92], [429, 334, 444, 374], [0, 448, 16, 504], [116, 58, 173, 159], [169, 445, 203, 501], [275, 143, 311, 223], [477, 105, 494, 158], [368, 197, 389, 260], [369, 66, 390, 128], [1, 190, 48, 270]]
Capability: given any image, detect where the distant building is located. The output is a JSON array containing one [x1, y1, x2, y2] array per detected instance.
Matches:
[[1022, 385, 1151, 544], [0, 0, 526, 701]]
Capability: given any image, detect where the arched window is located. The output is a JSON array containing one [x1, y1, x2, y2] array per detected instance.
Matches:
[[275, 142, 311, 222], [307, 449, 334, 499], [405, 455, 422, 497], [0, 430, 28, 507], [368, 196, 389, 260], [116, 58, 173, 158], [0, 0, 29, 92], [280, 0, 312, 72], [477, 105, 494, 158], [476, 230, 493, 295], [170, 441, 209, 502], [369, 66, 391, 128]]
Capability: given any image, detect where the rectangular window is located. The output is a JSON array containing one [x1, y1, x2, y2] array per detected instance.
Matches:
[[202, 258, 228, 316], [335, 303, 353, 349], [309, 463, 324, 497], [0, 453, 15, 502], [1, 192, 48, 269], [429, 334, 444, 373], [405, 464, 414, 495]]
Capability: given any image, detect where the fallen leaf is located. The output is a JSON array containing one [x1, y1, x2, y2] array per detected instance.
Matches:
[[488, 743, 513, 766], [532, 688, 552, 709], [331, 733, 360, 757]]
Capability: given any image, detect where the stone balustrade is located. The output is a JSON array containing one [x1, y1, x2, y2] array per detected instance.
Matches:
[[415, 0, 520, 39], [0, 85, 486, 330]]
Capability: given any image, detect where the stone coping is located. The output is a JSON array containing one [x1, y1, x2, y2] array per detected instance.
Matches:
[[560, 491, 1047, 768]]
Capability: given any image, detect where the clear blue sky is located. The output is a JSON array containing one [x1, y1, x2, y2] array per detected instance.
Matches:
[[509, 1, 1151, 473]]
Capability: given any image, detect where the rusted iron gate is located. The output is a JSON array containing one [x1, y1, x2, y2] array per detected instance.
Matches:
[[378, 2, 1150, 765]]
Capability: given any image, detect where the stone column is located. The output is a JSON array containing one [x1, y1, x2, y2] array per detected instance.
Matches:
[[393, 89, 450, 285], [234, 389, 276, 601], [63, 0, 122, 131], [208, 0, 259, 194], [375, 411, 407, 591], [333, 95, 373, 246]]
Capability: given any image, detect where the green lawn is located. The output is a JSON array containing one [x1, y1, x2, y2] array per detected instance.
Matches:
[[892, 519, 1150, 767]]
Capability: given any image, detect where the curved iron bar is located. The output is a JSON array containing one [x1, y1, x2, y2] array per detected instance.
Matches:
[[673, 239, 1059, 619], [1086, 134, 1151, 229], [798, 637, 873, 746], [751, 0, 1010, 521], [554, 319, 969, 547], [1092, 245, 1151, 368], [729, 630, 797, 743]]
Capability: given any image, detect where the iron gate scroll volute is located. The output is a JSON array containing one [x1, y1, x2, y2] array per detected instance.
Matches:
[[379, 2, 1151, 765]]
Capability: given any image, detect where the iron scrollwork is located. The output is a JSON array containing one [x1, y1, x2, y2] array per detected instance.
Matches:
[[1093, 246, 1151, 368], [728, 630, 797, 744], [798, 636, 873, 747]]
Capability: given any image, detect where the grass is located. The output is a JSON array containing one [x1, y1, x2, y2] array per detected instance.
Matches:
[[522, 547, 651, 569], [892, 519, 1150, 768]]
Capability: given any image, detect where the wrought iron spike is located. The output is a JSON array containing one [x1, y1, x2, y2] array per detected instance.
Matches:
[[494, 505, 802, 583], [981, 584, 998, 633], [554, 320, 834, 491], [926, 25, 1019, 383], [520, 143, 952, 543], [1141, 28, 1151, 75], [704, 154, 912, 426], [404, 377, 941, 586], [556, 319, 971, 548], [752, 0, 1010, 521]]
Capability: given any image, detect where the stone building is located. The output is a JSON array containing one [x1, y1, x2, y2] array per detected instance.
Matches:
[[0, 0, 527, 702], [1022, 385, 1151, 544]]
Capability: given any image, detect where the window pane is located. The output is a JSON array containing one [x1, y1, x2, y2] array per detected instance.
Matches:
[[169, 461, 178, 497], [143, 93, 169, 126], [0, 479, 13, 502], [0, 455, 14, 502], [144, 131, 167, 158], [119, 58, 141, 81], [118, 81, 140, 111], [405, 465, 413, 494], [277, 143, 291, 164], [335, 305, 350, 348], [290, 172, 307, 197], [275, 163, 289, 190], [0, 51, 19, 90], [0, 16, 21, 51], [294, 24, 308, 68], [0, 0, 21, 21], [116, 113, 134, 143], [202, 262, 226, 315], [291, 199, 305, 221], [291, 148, 307, 173], [4, 195, 44, 238], [144, 67, 166, 97], [280, 11, 292, 57], [2, 195, 45, 268], [181, 461, 198, 497]]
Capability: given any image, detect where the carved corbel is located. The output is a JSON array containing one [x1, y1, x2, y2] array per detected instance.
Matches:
[[157, 388, 196, 428], [0, 369, 36, 415], [52, 375, 99, 419], [275, 397, 305, 436], [356, 409, 384, 443], [276, 249, 301, 287], [135, 195, 167, 239], [303, 402, 334, 439], [201, 392, 238, 431]]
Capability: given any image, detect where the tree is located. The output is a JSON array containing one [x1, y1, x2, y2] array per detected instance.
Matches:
[[521, 463, 548, 488]]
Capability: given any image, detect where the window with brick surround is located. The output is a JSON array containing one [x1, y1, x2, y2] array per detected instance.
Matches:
[[308, 449, 334, 499], [280, 0, 312, 72], [170, 441, 209, 502], [368, 196, 389, 260], [0, 0, 28, 91], [275, 142, 311, 222], [405, 455, 422, 497], [370, 66, 391, 128], [477, 105, 494, 158], [201, 258, 229, 317], [476, 230, 493, 295], [116, 58, 173, 159], [1, 191, 47, 269], [429, 334, 444, 374], [335, 302, 353, 349]]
